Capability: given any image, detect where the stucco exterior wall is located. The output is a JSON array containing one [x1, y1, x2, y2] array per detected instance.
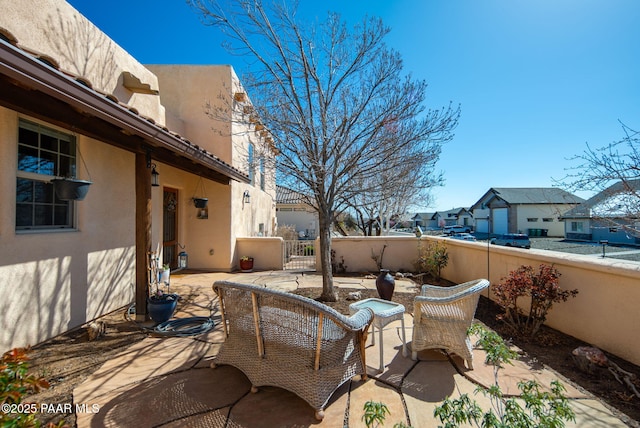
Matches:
[[0, 0, 276, 351], [0, 0, 165, 123], [149, 65, 277, 263], [515, 204, 566, 237], [149, 164, 233, 270], [0, 108, 136, 352], [328, 235, 640, 366], [147, 65, 234, 165]]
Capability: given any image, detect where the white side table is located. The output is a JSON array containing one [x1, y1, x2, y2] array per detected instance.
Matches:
[[349, 297, 408, 372]]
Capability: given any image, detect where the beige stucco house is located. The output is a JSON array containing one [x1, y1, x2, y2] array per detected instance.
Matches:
[[434, 207, 473, 229], [470, 187, 584, 237], [276, 186, 318, 239], [0, 0, 276, 352]]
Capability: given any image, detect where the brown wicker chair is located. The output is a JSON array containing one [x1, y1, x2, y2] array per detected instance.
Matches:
[[212, 280, 373, 420], [411, 278, 490, 369]]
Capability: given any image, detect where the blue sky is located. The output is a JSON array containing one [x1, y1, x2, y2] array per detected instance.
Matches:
[[67, 0, 640, 212]]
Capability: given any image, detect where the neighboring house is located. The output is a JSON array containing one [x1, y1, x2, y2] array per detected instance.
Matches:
[[470, 188, 584, 237], [434, 208, 473, 229], [276, 185, 318, 239], [561, 180, 640, 245], [411, 212, 436, 229], [0, 0, 276, 351]]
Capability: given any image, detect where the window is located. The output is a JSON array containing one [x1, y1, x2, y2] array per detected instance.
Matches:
[[527, 218, 538, 222], [16, 120, 75, 230], [259, 156, 265, 191], [248, 143, 254, 185], [570, 221, 584, 232], [543, 218, 553, 222]]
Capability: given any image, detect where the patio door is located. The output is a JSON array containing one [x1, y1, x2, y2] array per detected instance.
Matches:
[[163, 187, 179, 269]]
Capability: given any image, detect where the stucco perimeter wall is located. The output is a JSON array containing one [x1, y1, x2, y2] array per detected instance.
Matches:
[[235, 237, 284, 271], [329, 236, 424, 273], [328, 236, 640, 366]]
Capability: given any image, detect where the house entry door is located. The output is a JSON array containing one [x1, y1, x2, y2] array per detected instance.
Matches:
[[163, 188, 179, 269]]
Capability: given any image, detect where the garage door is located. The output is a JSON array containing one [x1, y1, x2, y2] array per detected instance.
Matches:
[[493, 208, 508, 235], [476, 219, 489, 233]]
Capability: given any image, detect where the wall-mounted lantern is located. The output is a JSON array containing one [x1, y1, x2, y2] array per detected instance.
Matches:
[[146, 149, 160, 187], [243, 190, 251, 204], [178, 251, 188, 269], [151, 164, 160, 187]]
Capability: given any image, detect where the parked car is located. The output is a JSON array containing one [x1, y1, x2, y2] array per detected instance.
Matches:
[[443, 225, 472, 235], [490, 233, 531, 249], [450, 233, 477, 241]]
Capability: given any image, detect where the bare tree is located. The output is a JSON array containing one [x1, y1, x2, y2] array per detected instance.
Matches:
[[347, 143, 441, 236], [560, 122, 640, 235], [188, 0, 460, 300]]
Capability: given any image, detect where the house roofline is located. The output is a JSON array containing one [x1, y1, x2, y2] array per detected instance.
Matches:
[[0, 39, 249, 184]]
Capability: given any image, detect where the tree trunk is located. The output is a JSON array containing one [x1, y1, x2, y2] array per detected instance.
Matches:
[[318, 210, 337, 302]]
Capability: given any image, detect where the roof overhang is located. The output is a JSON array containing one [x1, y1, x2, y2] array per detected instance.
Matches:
[[0, 39, 249, 185]]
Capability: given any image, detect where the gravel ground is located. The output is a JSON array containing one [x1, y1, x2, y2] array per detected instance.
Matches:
[[498, 237, 640, 262]]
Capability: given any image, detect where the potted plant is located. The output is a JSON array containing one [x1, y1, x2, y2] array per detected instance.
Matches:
[[51, 177, 92, 201], [193, 197, 208, 208], [147, 285, 179, 324], [192, 177, 208, 208], [239, 256, 254, 272], [158, 264, 170, 284]]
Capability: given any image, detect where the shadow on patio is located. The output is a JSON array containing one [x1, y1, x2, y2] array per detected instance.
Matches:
[[73, 271, 628, 427]]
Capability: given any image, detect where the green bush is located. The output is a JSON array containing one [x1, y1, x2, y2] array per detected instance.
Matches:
[[414, 239, 448, 280], [362, 400, 411, 428], [0, 348, 51, 427], [433, 324, 575, 428]]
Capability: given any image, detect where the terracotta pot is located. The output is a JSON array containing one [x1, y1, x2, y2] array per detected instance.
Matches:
[[376, 269, 395, 301], [239, 258, 254, 272]]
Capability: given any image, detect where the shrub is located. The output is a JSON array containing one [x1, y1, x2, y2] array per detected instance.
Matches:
[[275, 224, 298, 241], [362, 400, 411, 428], [433, 324, 575, 428], [331, 249, 347, 274], [0, 348, 51, 427], [414, 239, 448, 280], [493, 264, 578, 338]]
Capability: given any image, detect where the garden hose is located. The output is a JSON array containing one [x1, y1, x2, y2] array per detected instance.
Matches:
[[152, 317, 215, 337], [126, 303, 216, 337]]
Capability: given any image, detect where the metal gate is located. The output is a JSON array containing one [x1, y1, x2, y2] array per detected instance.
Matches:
[[283, 240, 316, 271]]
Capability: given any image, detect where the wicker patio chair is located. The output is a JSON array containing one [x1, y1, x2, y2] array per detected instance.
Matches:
[[212, 280, 373, 421], [411, 278, 490, 369]]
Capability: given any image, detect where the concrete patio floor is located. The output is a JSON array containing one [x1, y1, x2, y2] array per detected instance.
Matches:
[[74, 270, 629, 427]]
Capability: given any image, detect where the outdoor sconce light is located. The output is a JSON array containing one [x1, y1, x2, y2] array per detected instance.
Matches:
[[243, 190, 251, 204], [150, 164, 160, 187], [146, 150, 160, 187], [178, 251, 188, 269]]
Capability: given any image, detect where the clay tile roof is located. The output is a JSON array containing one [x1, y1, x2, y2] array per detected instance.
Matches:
[[276, 185, 313, 205]]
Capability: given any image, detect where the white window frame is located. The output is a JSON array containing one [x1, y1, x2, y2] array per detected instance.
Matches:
[[16, 119, 76, 232]]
